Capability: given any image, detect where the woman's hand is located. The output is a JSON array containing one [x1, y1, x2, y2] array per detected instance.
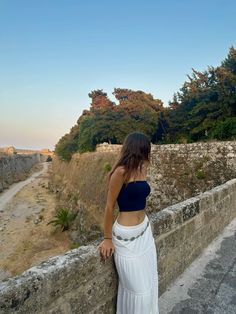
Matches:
[[97, 239, 115, 262]]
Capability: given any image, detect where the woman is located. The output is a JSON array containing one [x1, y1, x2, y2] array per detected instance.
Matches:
[[97, 131, 159, 314]]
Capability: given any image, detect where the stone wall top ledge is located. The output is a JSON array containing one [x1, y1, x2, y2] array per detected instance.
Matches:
[[149, 195, 201, 222], [0, 245, 97, 292], [149, 178, 236, 236], [224, 177, 236, 186]]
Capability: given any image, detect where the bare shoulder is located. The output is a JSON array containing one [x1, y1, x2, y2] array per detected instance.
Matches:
[[111, 166, 125, 181], [106, 166, 125, 209], [115, 165, 126, 175]]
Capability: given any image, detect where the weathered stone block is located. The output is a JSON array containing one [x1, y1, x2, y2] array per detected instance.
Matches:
[[199, 191, 214, 211], [194, 213, 204, 231], [165, 204, 183, 226], [182, 197, 200, 221], [149, 210, 174, 237]]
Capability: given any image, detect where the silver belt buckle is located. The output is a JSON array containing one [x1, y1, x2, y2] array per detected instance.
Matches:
[[113, 220, 149, 241]]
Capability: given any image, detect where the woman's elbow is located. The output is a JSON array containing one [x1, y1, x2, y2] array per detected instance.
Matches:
[[105, 204, 115, 213]]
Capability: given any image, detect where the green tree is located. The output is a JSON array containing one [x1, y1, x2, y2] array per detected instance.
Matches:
[[165, 46, 236, 142]]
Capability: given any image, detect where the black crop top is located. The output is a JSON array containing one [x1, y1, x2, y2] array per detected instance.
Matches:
[[117, 180, 151, 212]]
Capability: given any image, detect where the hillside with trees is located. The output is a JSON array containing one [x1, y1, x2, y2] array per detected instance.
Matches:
[[55, 47, 236, 161]]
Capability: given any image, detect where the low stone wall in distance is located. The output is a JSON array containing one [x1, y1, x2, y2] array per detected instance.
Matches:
[[0, 153, 44, 193], [0, 177, 235, 314]]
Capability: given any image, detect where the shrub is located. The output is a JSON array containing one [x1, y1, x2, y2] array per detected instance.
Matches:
[[47, 208, 77, 231], [104, 162, 112, 172], [55, 137, 78, 161], [195, 169, 206, 179]]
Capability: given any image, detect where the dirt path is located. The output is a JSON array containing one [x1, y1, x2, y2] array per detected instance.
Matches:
[[0, 162, 73, 281], [0, 161, 47, 210]]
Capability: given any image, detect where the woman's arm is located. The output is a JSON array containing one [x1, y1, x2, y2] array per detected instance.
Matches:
[[103, 166, 124, 238], [97, 166, 124, 261]]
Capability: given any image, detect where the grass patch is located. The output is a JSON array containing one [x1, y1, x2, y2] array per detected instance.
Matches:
[[195, 169, 206, 179], [69, 242, 80, 249]]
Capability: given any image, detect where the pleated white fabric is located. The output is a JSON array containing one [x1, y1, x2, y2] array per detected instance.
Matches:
[[112, 214, 159, 314]]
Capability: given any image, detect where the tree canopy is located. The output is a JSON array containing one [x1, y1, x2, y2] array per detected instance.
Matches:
[[55, 46, 236, 160], [166, 46, 236, 142]]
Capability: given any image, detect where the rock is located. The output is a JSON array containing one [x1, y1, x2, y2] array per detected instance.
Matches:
[[34, 216, 42, 224]]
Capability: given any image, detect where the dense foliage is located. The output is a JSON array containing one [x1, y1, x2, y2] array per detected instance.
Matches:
[[55, 47, 236, 160], [166, 46, 236, 143], [55, 88, 164, 160]]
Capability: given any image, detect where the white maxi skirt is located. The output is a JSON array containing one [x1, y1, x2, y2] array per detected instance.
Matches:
[[112, 213, 159, 314]]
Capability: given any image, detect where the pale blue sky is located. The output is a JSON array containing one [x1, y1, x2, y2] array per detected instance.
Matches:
[[0, 0, 235, 150]]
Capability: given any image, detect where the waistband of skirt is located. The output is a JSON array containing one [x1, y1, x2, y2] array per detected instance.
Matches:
[[113, 213, 148, 230]]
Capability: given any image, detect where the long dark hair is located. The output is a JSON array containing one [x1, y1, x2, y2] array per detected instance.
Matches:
[[107, 131, 151, 189]]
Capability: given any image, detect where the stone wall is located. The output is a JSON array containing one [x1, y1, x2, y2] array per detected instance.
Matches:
[[0, 153, 44, 193], [0, 146, 53, 156], [96, 143, 121, 153], [97, 140, 236, 210], [49, 141, 236, 245], [0, 177, 235, 314], [148, 140, 236, 211]]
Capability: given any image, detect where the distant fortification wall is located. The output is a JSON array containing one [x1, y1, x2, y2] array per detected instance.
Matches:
[[0, 177, 235, 313], [0, 153, 44, 193]]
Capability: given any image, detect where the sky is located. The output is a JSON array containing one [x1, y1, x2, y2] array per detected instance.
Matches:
[[0, 0, 235, 151]]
